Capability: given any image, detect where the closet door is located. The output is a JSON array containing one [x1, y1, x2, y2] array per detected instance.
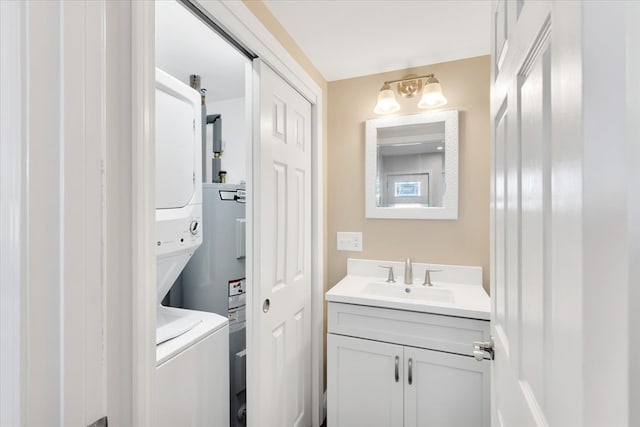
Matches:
[[249, 60, 312, 427]]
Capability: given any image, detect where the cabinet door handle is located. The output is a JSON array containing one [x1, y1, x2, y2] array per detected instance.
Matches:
[[408, 357, 413, 385], [395, 356, 399, 382]]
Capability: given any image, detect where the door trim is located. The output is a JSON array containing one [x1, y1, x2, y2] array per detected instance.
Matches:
[[132, 1, 325, 426]]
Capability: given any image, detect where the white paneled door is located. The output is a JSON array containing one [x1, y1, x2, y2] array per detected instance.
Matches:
[[251, 60, 312, 427], [491, 1, 636, 426]]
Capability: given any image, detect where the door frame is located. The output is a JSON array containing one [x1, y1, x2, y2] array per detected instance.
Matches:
[[2, 1, 129, 424], [131, 1, 325, 426]]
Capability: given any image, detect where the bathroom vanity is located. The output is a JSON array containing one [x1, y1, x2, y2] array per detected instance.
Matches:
[[326, 259, 491, 427]]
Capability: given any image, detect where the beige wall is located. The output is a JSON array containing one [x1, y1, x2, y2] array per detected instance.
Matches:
[[327, 55, 491, 292], [243, 1, 490, 293], [242, 1, 327, 89]]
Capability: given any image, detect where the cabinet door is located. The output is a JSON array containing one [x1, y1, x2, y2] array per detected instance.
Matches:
[[327, 334, 404, 427], [404, 347, 490, 427]]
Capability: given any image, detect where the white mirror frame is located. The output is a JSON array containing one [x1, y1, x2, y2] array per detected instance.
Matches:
[[365, 110, 459, 220]]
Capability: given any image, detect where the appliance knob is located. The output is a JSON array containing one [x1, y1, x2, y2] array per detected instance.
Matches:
[[189, 220, 199, 235]]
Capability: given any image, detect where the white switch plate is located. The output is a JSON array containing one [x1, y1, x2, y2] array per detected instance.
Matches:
[[337, 232, 363, 252]]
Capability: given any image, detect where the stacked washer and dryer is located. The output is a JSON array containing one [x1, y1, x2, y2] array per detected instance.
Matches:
[[154, 68, 230, 427]]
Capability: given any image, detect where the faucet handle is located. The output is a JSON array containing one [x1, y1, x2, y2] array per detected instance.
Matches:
[[421, 269, 442, 287], [378, 265, 395, 283]]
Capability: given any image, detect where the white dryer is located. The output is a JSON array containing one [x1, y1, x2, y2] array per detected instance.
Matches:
[[154, 68, 229, 427]]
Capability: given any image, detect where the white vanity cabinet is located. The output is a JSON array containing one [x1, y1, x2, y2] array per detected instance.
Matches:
[[327, 302, 490, 427]]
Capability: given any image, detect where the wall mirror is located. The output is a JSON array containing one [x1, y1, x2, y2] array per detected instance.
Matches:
[[365, 110, 458, 219]]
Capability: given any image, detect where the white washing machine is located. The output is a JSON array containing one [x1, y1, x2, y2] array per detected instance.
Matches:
[[156, 306, 229, 427], [155, 68, 229, 427]]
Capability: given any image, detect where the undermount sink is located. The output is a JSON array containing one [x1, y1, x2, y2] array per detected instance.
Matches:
[[364, 282, 454, 303]]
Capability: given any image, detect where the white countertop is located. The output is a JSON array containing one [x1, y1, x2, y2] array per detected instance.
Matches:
[[325, 259, 490, 320]]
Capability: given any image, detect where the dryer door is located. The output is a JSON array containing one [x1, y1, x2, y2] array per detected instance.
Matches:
[[155, 70, 197, 209]]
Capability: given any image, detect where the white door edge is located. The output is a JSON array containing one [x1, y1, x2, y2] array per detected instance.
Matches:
[[629, 4, 640, 426], [131, 1, 157, 426], [132, 1, 325, 426], [0, 2, 26, 425]]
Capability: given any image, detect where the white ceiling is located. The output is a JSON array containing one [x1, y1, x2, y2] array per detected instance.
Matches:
[[155, 1, 492, 95], [263, 0, 493, 81], [155, 0, 249, 102]]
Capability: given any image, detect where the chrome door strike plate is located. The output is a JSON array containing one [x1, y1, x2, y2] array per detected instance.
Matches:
[[87, 416, 108, 427], [473, 338, 495, 361]]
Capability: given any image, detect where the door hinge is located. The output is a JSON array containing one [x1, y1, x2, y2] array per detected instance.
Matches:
[[87, 416, 108, 427]]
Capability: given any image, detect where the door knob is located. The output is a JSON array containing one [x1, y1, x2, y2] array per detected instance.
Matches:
[[473, 339, 494, 361]]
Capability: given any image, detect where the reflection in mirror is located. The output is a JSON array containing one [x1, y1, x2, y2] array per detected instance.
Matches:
[[377, 122, 445, 208], [365, 110, 458, 220]]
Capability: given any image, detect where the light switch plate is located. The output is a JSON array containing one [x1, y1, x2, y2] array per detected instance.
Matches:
[[337, 232, 363, 252]]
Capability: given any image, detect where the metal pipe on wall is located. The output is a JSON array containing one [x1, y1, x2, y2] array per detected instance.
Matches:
[[189, 74, 223, 183], [208, 114, 222, 182], [189, 75, 208, 182]]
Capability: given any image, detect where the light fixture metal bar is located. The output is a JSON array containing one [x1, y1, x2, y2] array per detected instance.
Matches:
[[382, 73, 435, 85]]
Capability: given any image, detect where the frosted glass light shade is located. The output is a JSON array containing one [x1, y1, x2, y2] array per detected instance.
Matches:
[[418, 81, 447, 109], [374, 84, 400, 114]]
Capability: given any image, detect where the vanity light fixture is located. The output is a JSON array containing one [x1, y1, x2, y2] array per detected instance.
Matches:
[[374, 73, 448, 114]]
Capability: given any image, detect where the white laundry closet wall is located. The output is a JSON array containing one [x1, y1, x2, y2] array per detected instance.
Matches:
[[206, 96, 247, 184]]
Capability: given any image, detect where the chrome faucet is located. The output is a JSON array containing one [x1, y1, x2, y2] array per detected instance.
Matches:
[[404, 258, 413, 284]]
